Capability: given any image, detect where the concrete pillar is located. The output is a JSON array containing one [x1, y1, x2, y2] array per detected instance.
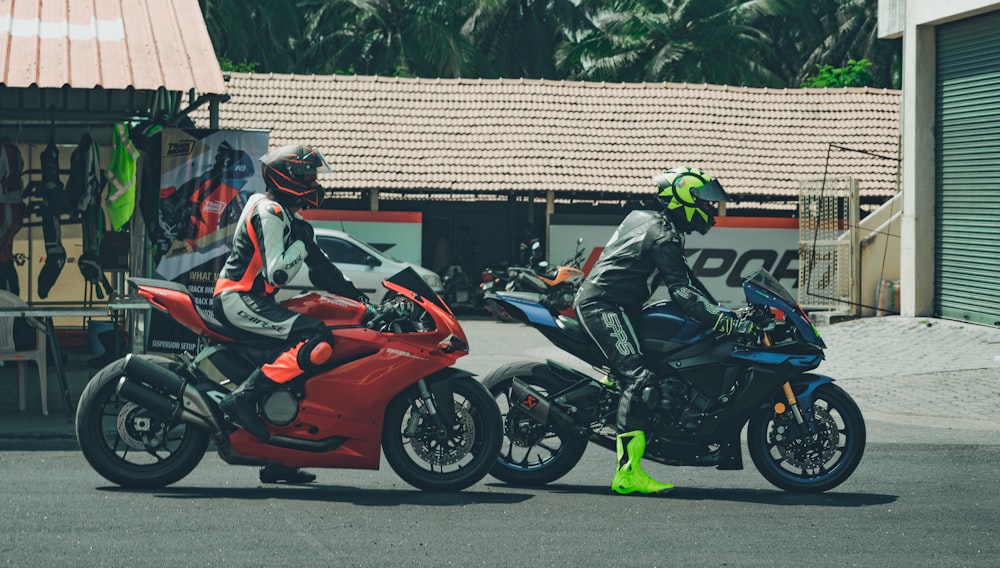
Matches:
[[899, 24, 937, 317]]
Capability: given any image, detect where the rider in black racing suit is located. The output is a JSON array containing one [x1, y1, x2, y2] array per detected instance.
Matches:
[[214, 144, 367, 484], [574, 166, 760, 496]]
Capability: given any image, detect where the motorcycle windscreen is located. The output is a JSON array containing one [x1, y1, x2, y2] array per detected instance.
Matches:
[[742, 268, 825, 347], [385, 267, 448, 311], [742, 268, 797, 306]]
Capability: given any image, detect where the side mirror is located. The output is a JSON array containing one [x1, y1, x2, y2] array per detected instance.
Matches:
[[365, 255, 381, 267]]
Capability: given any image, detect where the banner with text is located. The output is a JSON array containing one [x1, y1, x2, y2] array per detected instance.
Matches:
[[551, 217, 799, 309], [147, 129, 268, 353]]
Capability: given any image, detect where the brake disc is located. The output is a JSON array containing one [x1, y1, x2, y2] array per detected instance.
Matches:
[[772, 406, 840, 469], [410, 403, 475, 466], [116, 402, 167, 450], [505, 412, 548, 447]]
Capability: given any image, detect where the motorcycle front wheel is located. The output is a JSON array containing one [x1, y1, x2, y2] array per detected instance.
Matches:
[[75, 355, 209, 489], [382, 376, 501, 492], [747, 381, 866, 493], [482, 361, 589, 486]]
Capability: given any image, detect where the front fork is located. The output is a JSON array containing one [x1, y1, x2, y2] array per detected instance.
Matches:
[[774, 381, 817, 437], [405, 378, 462, 438], [760, 331, 815, 436]]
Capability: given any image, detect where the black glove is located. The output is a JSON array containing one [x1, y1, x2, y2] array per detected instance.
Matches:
[[290, 219, 314, 244], [712, 314, 761, 344]]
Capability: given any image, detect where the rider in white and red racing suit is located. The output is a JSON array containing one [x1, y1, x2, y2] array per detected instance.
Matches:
[[213, 144, 366, 484]]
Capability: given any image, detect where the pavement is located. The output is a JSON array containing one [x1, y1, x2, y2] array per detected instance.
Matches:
[[2, 315, 999, 448]]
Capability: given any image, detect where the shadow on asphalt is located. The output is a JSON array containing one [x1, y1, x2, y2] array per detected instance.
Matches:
[[98, 485, 533, 507], [484, 483, 897, 507]]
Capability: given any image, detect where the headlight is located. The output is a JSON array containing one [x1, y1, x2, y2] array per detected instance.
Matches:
[[423, 273, 443, 290]]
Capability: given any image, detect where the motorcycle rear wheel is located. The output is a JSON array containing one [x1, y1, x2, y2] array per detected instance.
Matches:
[[75, 356, 209, 489], [747, 382, 865, 493], [382, 376, 501, 492], [483, 362, 589, 486]]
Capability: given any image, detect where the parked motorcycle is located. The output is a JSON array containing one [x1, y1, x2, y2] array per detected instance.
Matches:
[[497, 238, 587, 318], [480, 264, 519, 322], [441, 263, 486, 314], [481, 268, 865, 493], [483, 238, 585, 321], [75, 268, 502, 491]]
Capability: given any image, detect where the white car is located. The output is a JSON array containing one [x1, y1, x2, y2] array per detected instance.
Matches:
[[278, 227, 443, 304]]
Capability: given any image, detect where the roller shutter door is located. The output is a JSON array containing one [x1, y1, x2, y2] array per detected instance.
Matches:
[[935, 11, 1000, 325]]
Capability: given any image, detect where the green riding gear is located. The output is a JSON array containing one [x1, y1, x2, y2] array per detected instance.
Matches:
[[611, 430, 675, 495]]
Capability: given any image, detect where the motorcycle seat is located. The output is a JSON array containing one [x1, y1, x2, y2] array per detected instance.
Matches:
[[129, 277, 261, 342], [555, 315, 587, 342]]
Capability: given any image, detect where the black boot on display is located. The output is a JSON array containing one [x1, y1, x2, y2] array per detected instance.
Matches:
[[219, 369, 278, 441], [259, 465, 317, 484]]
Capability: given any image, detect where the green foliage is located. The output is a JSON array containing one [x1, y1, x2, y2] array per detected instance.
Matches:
[[198, 0, 901, 88], [800, 58, 875, 88], [217, 57, 259, 73]]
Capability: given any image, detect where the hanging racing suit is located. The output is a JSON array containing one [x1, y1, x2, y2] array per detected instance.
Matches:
[[574, 209, 724, 432], [36, 141, 67, 298], [212, 192, 366, 384], [0, 137, 24, 294], [67, 133, 113, 298]]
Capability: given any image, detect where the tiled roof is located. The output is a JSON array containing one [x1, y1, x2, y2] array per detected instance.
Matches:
[[192, 73, 900, 205], [0, 0, 225, 93]]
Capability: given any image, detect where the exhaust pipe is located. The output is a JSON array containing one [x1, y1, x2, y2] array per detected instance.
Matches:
[[116, 355, 221, 433], [124, 354, 186, 398], [511, 378, 589, 437]]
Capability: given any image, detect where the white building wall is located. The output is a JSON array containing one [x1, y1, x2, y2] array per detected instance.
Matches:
[[878, 0, 1000, 316]]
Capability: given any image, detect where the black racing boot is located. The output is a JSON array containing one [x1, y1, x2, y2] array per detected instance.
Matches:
[[259, 465, 317, 484], [220, 369, 278, 440]]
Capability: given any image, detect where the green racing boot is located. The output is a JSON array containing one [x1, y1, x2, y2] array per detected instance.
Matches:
[[611, 430, 675, 495]]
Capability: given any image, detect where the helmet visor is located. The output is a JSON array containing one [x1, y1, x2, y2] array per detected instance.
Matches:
[[690, 179, 730, 203], [285, 148, 333, 177]]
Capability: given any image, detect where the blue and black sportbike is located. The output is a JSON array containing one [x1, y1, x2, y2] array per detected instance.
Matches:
[[482, 268, 865, 492]]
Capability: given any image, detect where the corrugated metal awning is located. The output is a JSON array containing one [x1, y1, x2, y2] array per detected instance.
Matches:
[[0, 0, 225, 94]]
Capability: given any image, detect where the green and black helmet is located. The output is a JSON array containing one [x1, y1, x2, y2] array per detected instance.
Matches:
[[653, 166, 731, 235]]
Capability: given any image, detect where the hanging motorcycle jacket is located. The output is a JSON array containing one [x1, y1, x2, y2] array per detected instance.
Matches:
[[579, 209, 722, 326], [39, 140, 71, 214], [65, 133, 102, 217], [67, 133, 112, 298], [105, 123, 138, 232], [0, 137, 24, 294]]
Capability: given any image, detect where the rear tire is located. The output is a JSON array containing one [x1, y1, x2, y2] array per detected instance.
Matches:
[[483, 362, 589, 486], [382, 377, 501, 492], [75, 356, 209, 489], [747, 381, 865, 493]]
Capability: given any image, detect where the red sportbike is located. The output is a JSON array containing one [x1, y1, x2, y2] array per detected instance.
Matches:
[[75, 268, 501, 491]]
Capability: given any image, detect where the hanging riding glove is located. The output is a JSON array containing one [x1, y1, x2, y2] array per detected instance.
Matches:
[[712, 313, 761, 344]]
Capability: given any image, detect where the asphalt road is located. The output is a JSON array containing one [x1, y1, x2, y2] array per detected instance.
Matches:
[[3, 318, 999, 567], [2, 438, 998, 568]]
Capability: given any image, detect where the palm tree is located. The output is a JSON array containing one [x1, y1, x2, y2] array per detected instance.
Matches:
[[298, 0, 491, 78], [557, 0, 803, 86], [460, 0, 591, 79], [788, 0, 901, 88], [199, 0, 303, 72]]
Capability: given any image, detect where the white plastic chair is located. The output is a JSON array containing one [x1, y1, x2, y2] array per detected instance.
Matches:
[[0, 291, 48, 415]]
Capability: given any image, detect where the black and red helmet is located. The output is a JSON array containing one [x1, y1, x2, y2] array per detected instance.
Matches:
[[260, 144, 332, 208]]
